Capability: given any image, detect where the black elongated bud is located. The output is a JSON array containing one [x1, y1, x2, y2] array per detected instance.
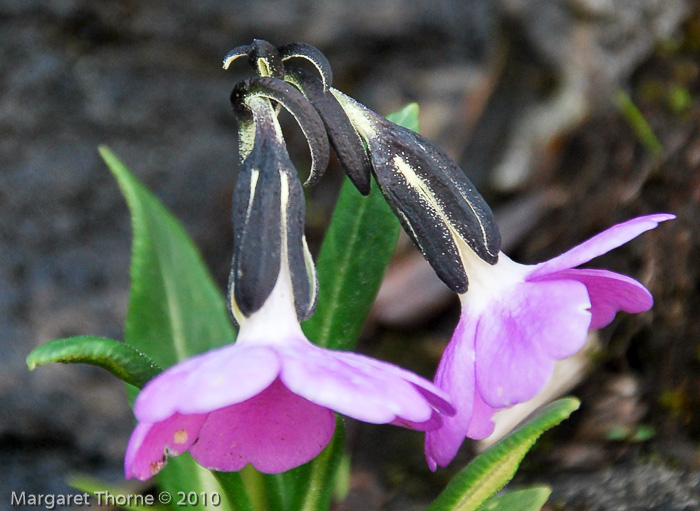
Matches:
[[231, 77, 330, 186], [282, 160, 318, 321], [229, 129, 283, 318], [229, 97, 318, 321], [285, 68, 372, 195], [333, 91, 502, 293]]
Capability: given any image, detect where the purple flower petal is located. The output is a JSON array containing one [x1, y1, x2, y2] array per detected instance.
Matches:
[[189, 378, 335, 474], [134, 344, 280, 422], [390, 410, 443, 431], [124, 413, 207, 481], [465, 390, 499, 439], [332, 350, 455, 417], [425, 319, 477, 469], [475, 279, 591, 407], [279, 343, 445, 426], [547, 268, 653, 329], [529, 214, 674, 279]]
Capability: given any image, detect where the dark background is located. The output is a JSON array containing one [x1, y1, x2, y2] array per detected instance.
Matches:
[[2, 1, 700, 509]]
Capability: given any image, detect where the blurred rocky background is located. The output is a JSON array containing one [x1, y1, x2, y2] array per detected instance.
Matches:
[[2, 0, 699, 509]]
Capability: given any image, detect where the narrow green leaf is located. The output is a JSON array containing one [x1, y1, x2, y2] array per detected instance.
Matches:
[[426, 398, 580, 511], [387, 102, 420, 132], [213, 470, 255, 511], [291, 418, 346, 511], [302, 103, 416, 350], [478, 486, 551, 511], [301, 177, 398, 350], [70, 475, 168, 511], [615, 90, 663, 158], [99, 145, 236, 368], [27, 336, 162, 389], [275, 104, 416, 510], [99, 147, 246, 510]]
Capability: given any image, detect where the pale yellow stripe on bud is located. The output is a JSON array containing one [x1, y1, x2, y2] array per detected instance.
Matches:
[[330, 89, 378, 139], [230, 168, 261, 325], [393, 154, 489, 258], [392, 154, 471, 261]]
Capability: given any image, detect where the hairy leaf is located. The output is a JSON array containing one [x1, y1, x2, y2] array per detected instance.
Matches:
[[27, 336, 161, 389], [280, 105, 416, 511], [100, 146, 243, 510], [479, 486, 551, 511], [426, 398, 579, 511], [301, 104, 416, 350]]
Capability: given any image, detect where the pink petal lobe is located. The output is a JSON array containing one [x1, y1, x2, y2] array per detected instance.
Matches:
[[466, 390, 499, 439], [279, 342, 446, 426], [530, 214, 674, 278], [475, 279, 591, 408], [548, 268, 653, 329], [124, 413, 207, 480], [134, 344, 280, 422], [188, 378, 335, 474], [425, 319, 477, 469], [390, 410, 443, 432]]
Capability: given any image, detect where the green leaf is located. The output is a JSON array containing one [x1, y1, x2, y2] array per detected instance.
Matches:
[[272, 104, 415, 510], [426, 398, 580, 511], [70, 475, 168, 511], [100, 146, 245, 511], [100, 145, 236, 369], [615, 90, 663, 158], [478, 486, 551, 511], [212, 469, 255, 511], [302, 103, 416, 350], [301, 177, 398, 350], [387, 102, 420, 132], [287, 417, 346, 511], [26, 336, 162, 389]]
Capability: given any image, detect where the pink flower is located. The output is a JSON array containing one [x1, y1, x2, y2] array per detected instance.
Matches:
[[425, 214, 674, 469], [124, 254, 455, 480]]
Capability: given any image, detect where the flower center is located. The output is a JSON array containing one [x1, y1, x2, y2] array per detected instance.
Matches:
[[456, 240, 529, 315]]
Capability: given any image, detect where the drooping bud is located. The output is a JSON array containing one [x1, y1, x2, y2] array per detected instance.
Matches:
[[228, 84, 320, 322], [278, 42, 334, 90], [231, 77, 330, 186], [284, 68, 372, 195], [333, 91, 502, 293]]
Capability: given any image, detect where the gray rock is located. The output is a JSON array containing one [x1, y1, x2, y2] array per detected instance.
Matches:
[[550, 463, 700, 511]]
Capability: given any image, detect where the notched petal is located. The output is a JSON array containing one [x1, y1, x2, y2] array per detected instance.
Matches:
[[230, 77, 330, 187], [278, 42, 333, 90]]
